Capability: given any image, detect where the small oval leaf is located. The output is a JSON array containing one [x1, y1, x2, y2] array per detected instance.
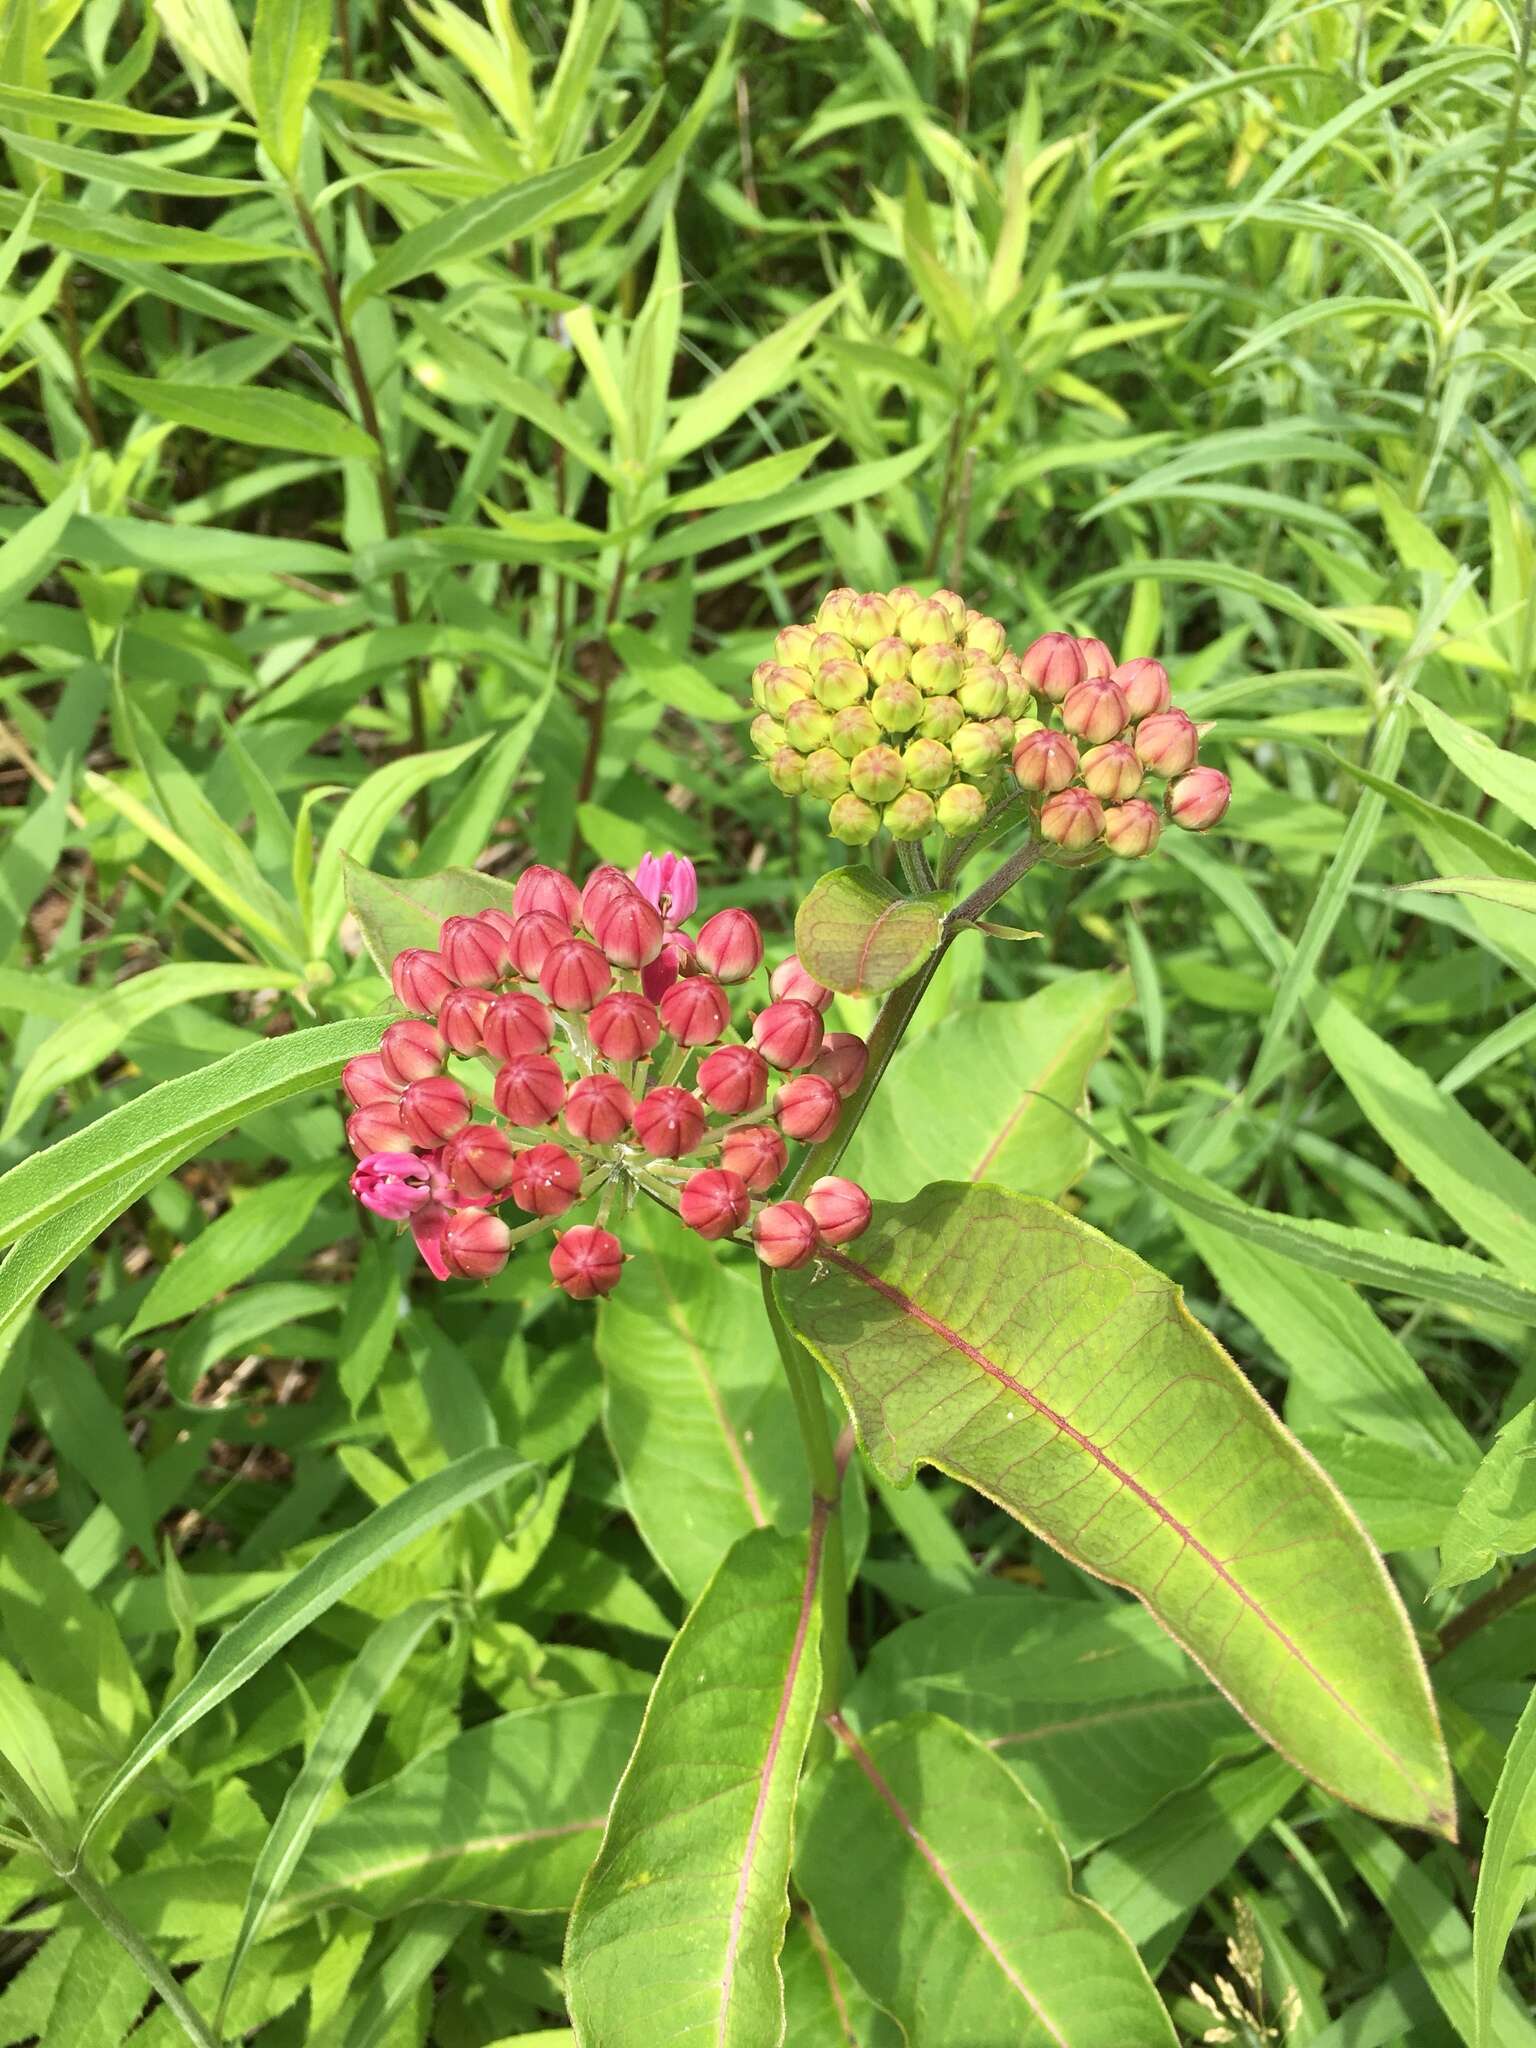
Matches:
[[794, 866, 947, 998], [779, 1182, 1453, 1835], [342, 857, 520, 975]]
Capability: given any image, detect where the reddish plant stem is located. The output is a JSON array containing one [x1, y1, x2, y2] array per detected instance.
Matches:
[[1436, 1556, 1536, 1659]]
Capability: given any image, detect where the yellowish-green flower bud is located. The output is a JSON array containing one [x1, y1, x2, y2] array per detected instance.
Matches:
[[847, 591, 897, 649], [964, 612, 1008, 659], [803, 747, 851, 801], [932, 588, 968, 636], [754, 662, 813, 719], [919, 695, 965, 743], [768, 746, 806, 795], [828, 792, 880, 845], [865, 635, 911, 685], [910, 641, 965, 695], [936, 782, 987, 835], [957, 663, 1008, 720], [849, 743, 905, 804], [784, 698, 833, 753], [902, 737, 954, 791], [774, 623, 816, 667], [886, 584, 922, 614], [816, 587, 860, 633], [871, 678, 924, 734], [808, 630, 857, 673], [885, 788, 937, 841], [952, 720, 1004, 776], [814, 657, 870, 712], [830, 703, 881, 759], [899, 597, 954, 648], [751, 713, 786, 759], [1004, 675, 1035, 720]]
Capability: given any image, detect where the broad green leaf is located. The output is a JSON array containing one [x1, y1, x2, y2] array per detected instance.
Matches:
[[311, 735, 490, 950], [796, 1714, 1176, 2046], [595, 1206, 803, 1601], [285, 1692, 644, 1919], [347, 97, 659, 308], [36, 1925, 145, 2048], [0, 1017, 381, 1250], [250, 0, 329, 180], [0, 1505, 146, 1744], [565, 1528, 824, 2047], [656, 291, 841, 467], [0, 471, 82, 622], [1400, 875, 1536, 914], [1412, 692, 1536, 834], [0, 765, 74, 958], [1296, 1435, 1467, 1553], [843, 974, 1129, 1202], [794, 866, 947, 998], [2, 961, 300, 1140], [125, 1160, 340, 1338], [341, 857, 518, 975], [849, 1594, 1246, 1854], [607, 625, 740, 721], [25, 1324, 157, 1557], [780, 1183, 1453, 1833], [101, 369, 376, 460], [1309, 992, 1536, 1274], [1333, 1816, 1536, 2048], [1475, 1685, 1536, 2048], [0, 1662, 77, 1830], [81, 1446, 528, 1854], [218, 1600, 445, 2028], [1434, 1401, 1536, 1592]]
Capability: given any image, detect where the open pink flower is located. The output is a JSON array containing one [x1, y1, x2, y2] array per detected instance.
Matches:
[[350, 1152, 437, 1221], [633, 851, 698, 928]]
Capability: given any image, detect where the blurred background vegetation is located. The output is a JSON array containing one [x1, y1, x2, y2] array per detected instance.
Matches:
[[1, 0, 1535, 2040]]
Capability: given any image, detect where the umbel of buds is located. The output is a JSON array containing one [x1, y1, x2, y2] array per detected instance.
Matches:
[[748, 590, 1231, 858], [342, 855, 874, 1298]]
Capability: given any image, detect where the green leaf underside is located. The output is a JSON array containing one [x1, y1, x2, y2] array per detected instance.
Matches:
[[780, 1183, 1452, 1834], [565, 1527, 824, 2047], [796, 1714, 1177, 2047], [794, 865, 947, 998]]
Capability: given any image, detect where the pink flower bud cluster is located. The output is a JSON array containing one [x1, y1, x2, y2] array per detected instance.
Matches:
[[342, 854, 874, 1296], [747, 585, 1035, 846], [1006, 634, 1230, 858]]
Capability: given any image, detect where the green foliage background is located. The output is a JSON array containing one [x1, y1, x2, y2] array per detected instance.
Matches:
[[1, 0, 1535, 2041]]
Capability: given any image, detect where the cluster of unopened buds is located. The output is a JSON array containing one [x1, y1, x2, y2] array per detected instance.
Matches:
[[749, 586, 1231, 855], [341, 854, 875, 1297]]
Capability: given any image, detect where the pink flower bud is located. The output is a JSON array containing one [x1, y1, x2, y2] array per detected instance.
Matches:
[[343, 1052, 401, 1110], [346, 1104, 412, 1157], [721, 1122, 788, 1193], [1076, 635, 1115, 679], [441, 1208, 512, 1281], [1134, 709, 1199, 777], [1166, 765, 1232, 832], [494, 1053, 566, 1127], [592, 892, 665, 971], [539, 937, 613, 1013], [439, 914, 512, 989], [508, 910, 572, 981], [1102, 798, 1162, 858], [514, 864, 582, 924], [549, 1224, 625, 1299], [1019, 633, 1084, 701], [697, 1042, 770, 1114], [678, 1167, 751, 1241], [351, 1150, 435, 1220], [804, 1176, 872, 1247], [508, 1141, 582, 1217], [580, 864, 639, 932], [1111, 657, 1170, 719], [378, 1019, 447, 1087], [1011, 727, 1079, 794], [809, 1031, 869, 1098], [751, 999, 825, 1071], [399, 1074, 471, 1147], [641, 929, 695, 1005], [588, 990, 663, 1063], [774, 1073, 841, 1143], [1039, 787, 1105, 851], [696, 908, 764, 984], [437, 986, 496, 1057], [632, 1085, 707, 1159], [633, 851, 698, 929], [441, 1123, 517, 1203], [769, 954, 833, 1013], [753, 1200, 819, 1270], [483, 991, 556, 1061], [1080, 742, 1144, 803], [1060, 676, 1129, 745], [391, 947, 456, 1015], [659, 974, 732, 1048], [564, 1073, 635, 1145]]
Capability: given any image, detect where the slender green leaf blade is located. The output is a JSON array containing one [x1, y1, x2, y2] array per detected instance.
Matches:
[[1475, 1686, 1536, 2048], [101, 371, 375, 459], [250, 0, 329, 180]]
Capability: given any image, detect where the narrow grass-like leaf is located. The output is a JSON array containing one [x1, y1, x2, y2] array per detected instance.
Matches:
[[656, 291, 841, 467], [1474, 1686, 1536, 2048], [126, 1161, 339, 1338], [101, 370, 375, 460], [797, 1713, 1177, 2045], [250, 0, 329, 181], [311, 736, 489, 950], [565, 1527, 825, 2047], [780, 1183, 1452, 1832], [80, 1446, 527, 1854]]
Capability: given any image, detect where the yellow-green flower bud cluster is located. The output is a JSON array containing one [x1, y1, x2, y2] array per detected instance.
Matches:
[[748, 586, 1035, 845]]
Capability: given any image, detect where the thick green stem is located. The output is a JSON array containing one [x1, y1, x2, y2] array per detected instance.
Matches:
[[762, 1264, 847, 1713]]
